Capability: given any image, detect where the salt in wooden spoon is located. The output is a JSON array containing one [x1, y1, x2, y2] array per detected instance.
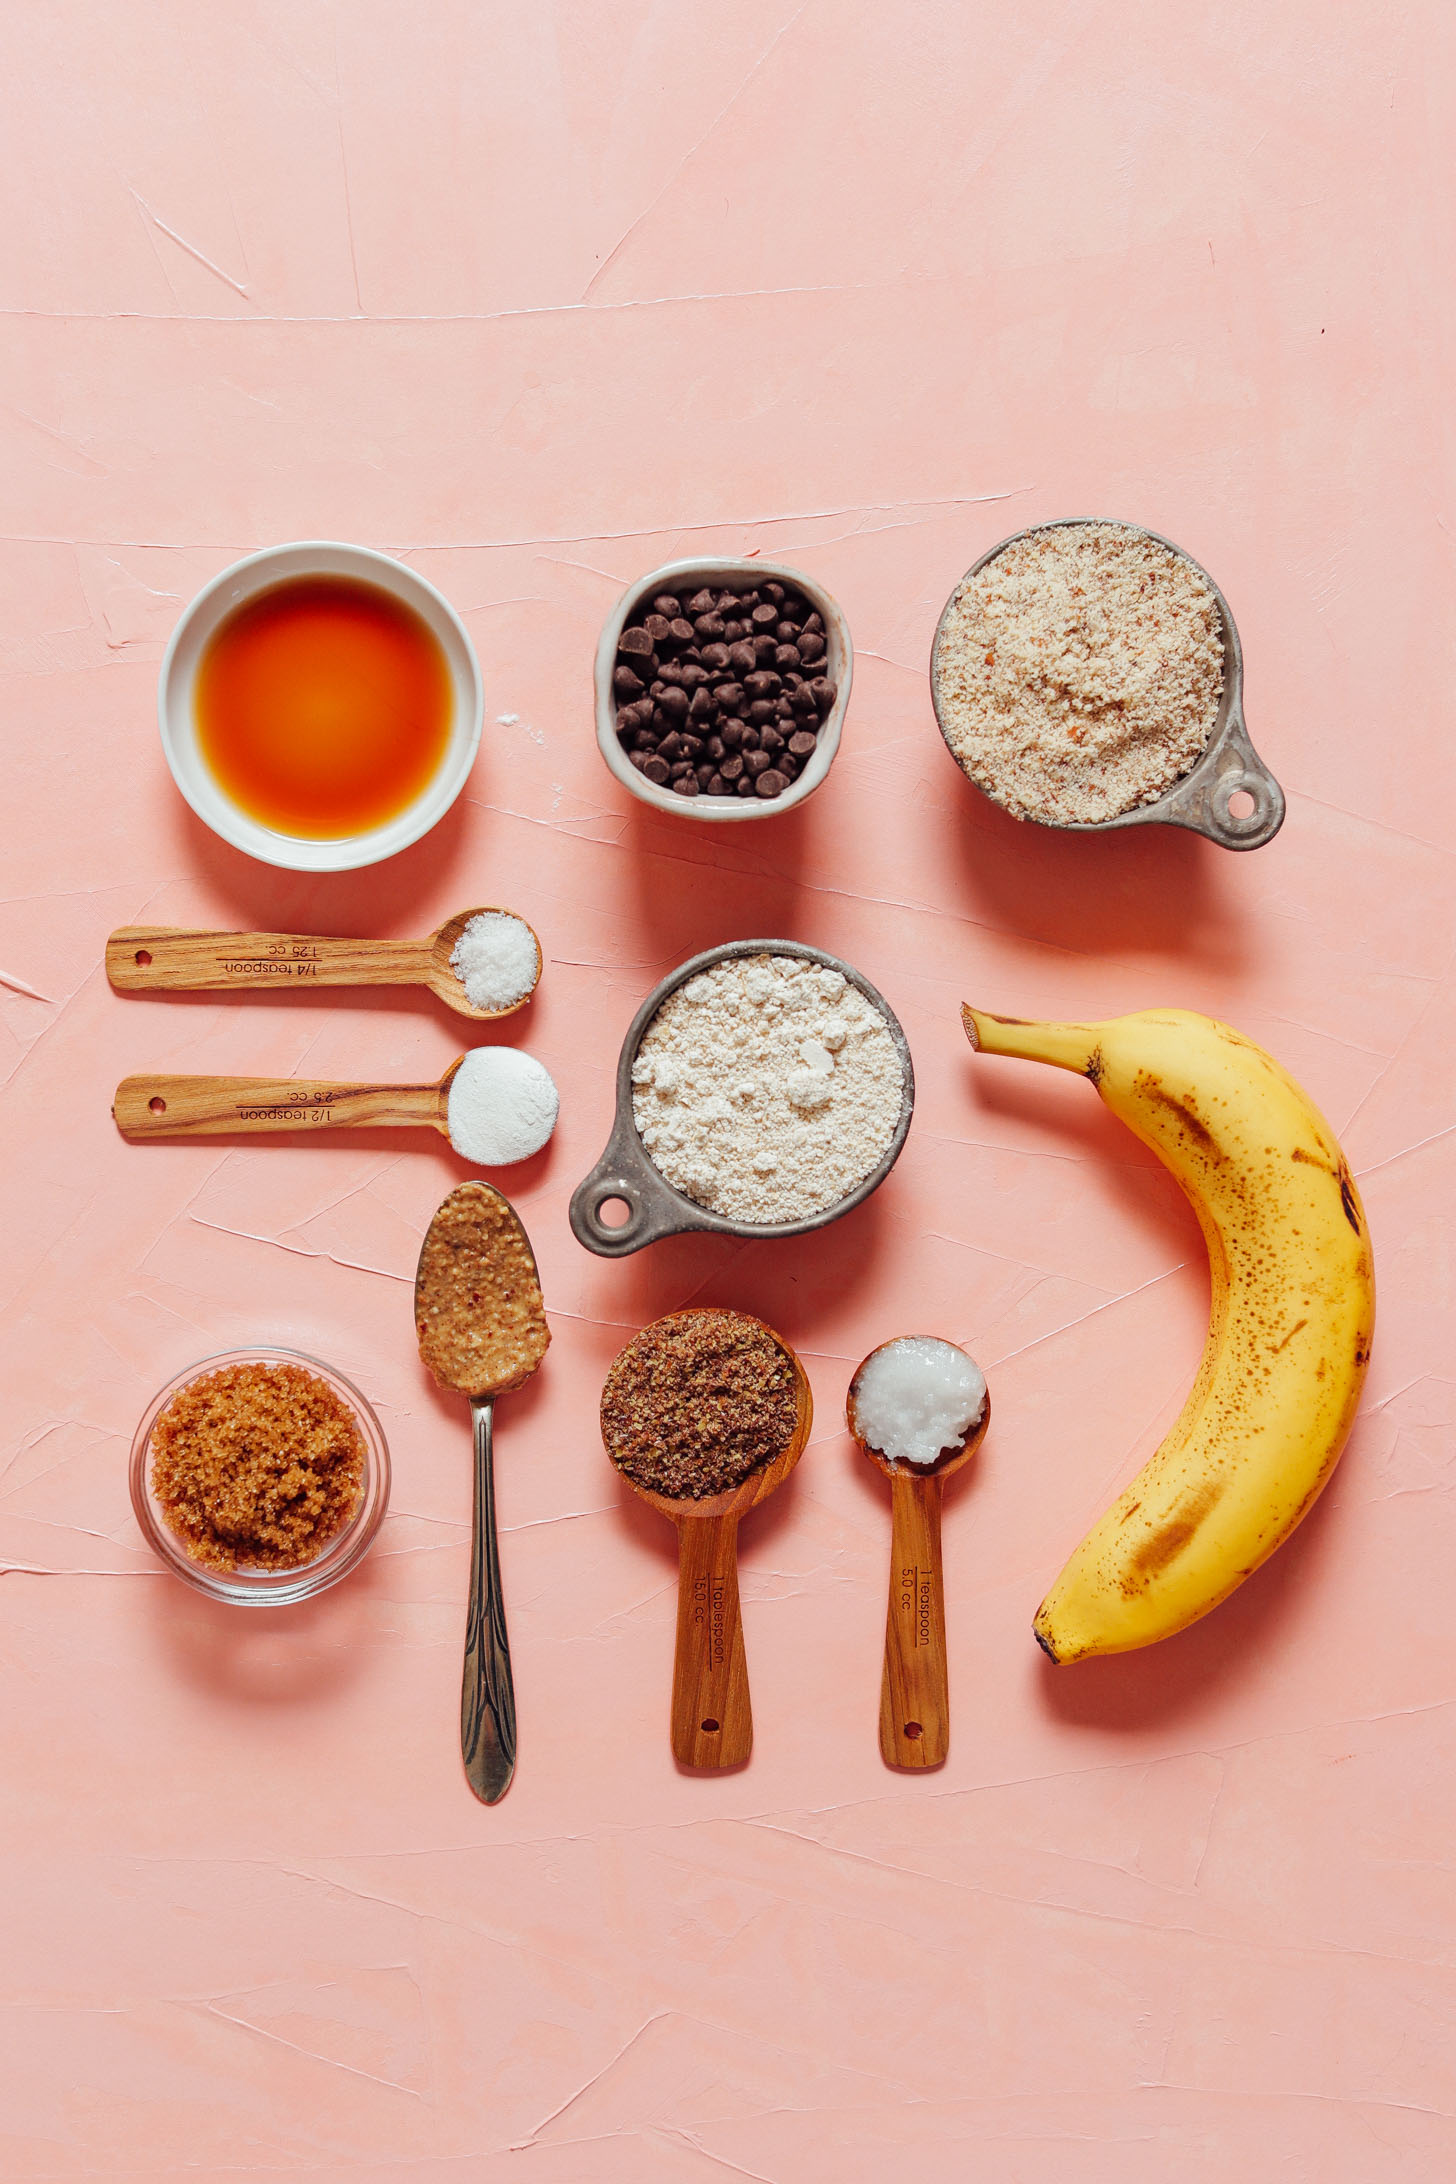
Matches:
[[105, 907, 541, 1021], [848, 1338, 990, 1772], [601, 1310, 812, 1769], [415, 1182, 550, 1805]]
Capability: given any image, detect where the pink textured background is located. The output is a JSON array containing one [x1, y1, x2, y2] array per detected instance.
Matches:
[[3, 4, 1453, 2176]]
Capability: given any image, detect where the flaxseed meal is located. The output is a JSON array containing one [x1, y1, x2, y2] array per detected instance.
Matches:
[[149, 1360, 366, 1572], [933, 522, 1224, 825], [601, 1310, 800, 1501]]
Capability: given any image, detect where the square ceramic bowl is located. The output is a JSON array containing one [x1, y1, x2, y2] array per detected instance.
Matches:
[[595, 557, 851, 821], [159, 541, 484, 872], [130, 1347, 391, 1604]]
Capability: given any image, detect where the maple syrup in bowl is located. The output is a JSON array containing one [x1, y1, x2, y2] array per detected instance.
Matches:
[[159, 543, 483, 871]]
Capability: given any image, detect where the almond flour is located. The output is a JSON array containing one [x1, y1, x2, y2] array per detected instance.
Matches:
[[631, 953, 905, 1225], [933, 522, 1224, 825]]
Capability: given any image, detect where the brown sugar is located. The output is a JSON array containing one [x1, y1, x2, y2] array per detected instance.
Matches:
[[600, 1309, 800, 1501], [149, 1361, 367, 1571], [414, 1181, 550, 1399]]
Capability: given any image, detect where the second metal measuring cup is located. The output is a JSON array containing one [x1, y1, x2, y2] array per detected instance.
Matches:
[[930, 518, 1285, 851], [569, 939, 915, 1258]]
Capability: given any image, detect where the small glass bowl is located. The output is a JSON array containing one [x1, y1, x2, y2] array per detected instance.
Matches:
[[129, 1347, 391, 1605]]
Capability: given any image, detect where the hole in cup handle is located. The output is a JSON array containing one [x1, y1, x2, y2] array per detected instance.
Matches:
[[1165, 713, 1286, 851], [568, 1172, 659, 1257]]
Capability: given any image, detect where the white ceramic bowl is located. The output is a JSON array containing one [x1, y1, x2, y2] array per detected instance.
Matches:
[[159, 541, 484, 872], [595, 557, 852, 822]]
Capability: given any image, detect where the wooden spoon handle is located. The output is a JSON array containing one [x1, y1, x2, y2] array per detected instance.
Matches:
[[672, 1515, 751, 1768], [880, 1471, 950, 1770], [113, 1074, 444, 1139], [106, 925, 429, 995]]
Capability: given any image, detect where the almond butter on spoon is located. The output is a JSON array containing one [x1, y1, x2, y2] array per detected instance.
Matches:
[[415, 1182, 550, 1805]]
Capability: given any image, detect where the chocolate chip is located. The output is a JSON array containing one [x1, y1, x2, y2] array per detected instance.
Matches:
[[714, 682, 744, 713], [802, 610, 823, 634], [788, 729, 818, 758], [722, 620, 747, 643], [739, 726, 761, 751], [720, 718, 745, 749], [680, 734, 705, 760], [679, 663, 710, 689], [653, 594, 681, 617], [776, 621, 799, 645], [778, 751, 800, 780], [719, 754, 745, 783], [797, 631, 825, 663], [700, 642, 730, 671], [791, 683, 818, 715], [744, 671, 780, 700], [760, 725, 785, 755], [762, 582, 785, 604], [706, 734, 725, 761], [756, 769, 789, 798], [669, 618, 694, 645], [687, 687, 717, 723], [728, 641, 757, 675], [642, 756, 670, 785], [619, 626, 654, 660], [750, 603, 778, 628], [715, 590, 738, 613], [628, 749, 648, 770], [707, 772, 727, 795], [774, 644, 801, 672], [672, 774, 700, 797], [644, 614, 672, 645], [774, 695, 795, 721], [694, 613, 725, 640], [613, 665, 644, 699], [811, 676, 836, 714], [747, 701, 775, 726], [736, 775, 757, 797], [660, 686, 689, 720], [696, 762, 717, 788], [686, 589, 716, 616], [753, 633, 779, 662], [744, 748, 771, 777]]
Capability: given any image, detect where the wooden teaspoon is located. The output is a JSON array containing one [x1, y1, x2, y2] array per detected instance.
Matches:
[[415, 1183, 550, 1804], [114, 1058, 468, 1142], [601, 1310, 812, 1770], [105, 907, 541, 1021], [848, 1338, 990, 1772]]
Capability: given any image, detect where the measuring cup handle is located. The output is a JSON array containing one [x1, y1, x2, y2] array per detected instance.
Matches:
[[568, 1113, 685, 1256], [672, 1515, 751, 1769], [1163, 704, 1286, 851]]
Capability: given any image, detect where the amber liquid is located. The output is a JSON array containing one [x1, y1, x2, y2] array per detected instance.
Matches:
[[195, 576, 453, 839]]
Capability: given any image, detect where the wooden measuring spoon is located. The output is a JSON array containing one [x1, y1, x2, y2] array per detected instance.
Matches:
[[601, 1310, 812, 1769], [114, 1058, 468, 1142], [848, 1339, 990, 1772], [415, 1182, 550, 1805], [105, 908, 541, 1021]]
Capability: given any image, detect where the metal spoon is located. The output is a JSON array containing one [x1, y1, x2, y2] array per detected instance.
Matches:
[[414, 1181, 550, 1803], [848, 1338, 990, 1771], [106, 906, 542, 1021]]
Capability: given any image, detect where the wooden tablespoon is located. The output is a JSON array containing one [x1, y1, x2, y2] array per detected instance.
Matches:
[[105, 908, 541, 1021], [114, 1057, 469, 1142], [848, 1340, 990, 1772], [602, 1311, 813, 1770]]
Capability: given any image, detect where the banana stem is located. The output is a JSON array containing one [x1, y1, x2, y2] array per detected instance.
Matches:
[[961, 1005, 1101, 1076]]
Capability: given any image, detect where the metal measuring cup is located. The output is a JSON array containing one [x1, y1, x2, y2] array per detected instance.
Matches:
[[929, 518, 1285, 851], [568, 939, 915, 1258]]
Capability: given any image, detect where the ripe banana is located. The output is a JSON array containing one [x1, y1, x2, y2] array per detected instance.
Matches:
[[961, 1004, 1375, 1662]]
